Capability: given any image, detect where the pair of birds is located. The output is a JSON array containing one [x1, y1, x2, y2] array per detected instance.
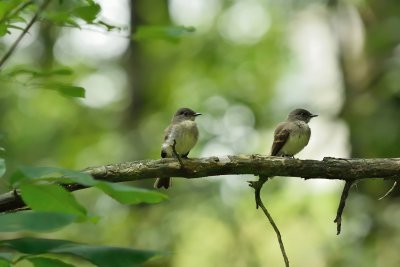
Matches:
[[154, 107, 318, 189]]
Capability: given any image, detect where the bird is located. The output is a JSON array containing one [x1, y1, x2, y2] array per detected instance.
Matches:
[[271, 108, 318, 157], [154, 107, 201, 189]]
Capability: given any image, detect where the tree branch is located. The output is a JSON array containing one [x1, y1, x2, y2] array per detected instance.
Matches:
[[0, 155, 399, 213], [0, 0, 51, 70]]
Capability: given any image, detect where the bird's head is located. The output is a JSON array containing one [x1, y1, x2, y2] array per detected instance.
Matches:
[[173, 107, 202, 122], [288, 108, 318, 123]]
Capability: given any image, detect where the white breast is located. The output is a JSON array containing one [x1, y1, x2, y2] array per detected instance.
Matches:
[[280, 122, 310, 156], [175, 122, 198, 154], [163, 121, 198, 156]]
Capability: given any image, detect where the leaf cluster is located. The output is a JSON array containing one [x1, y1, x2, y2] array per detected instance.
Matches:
[[0, 162, 167, 266], [0, 0, 202, 266]]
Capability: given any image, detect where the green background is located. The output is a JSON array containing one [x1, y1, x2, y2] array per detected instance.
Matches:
[[1, 0, 400, 266]]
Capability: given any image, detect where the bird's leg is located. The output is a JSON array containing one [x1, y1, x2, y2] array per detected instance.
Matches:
[[171, 140, 185, 169]]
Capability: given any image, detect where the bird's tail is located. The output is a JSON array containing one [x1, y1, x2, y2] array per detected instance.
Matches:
[[154, 177, 171, 189]]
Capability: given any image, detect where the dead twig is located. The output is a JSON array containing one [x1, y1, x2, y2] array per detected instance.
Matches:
[[334, 180, 354, 235], [378, 181, 397, 200], [248, 176, 290, 267]]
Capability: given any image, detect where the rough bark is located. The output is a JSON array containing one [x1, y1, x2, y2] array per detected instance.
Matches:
[[0, 155, 399, 213]]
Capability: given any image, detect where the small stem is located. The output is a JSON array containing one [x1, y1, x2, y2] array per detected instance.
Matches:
[[378, 181, 397, 200], [334, 180, 354, 235]]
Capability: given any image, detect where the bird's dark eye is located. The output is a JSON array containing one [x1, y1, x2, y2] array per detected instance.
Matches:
[[184, 112, 189, 116]]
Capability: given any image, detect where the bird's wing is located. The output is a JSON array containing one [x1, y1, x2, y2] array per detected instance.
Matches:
[[161, 125, 173, 158], [271, 122, 290, 156], [163, 125, 172, 141], [304, 125, 311, 146], [193, 123, 199, 140]]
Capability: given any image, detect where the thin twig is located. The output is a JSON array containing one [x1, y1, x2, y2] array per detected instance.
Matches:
[[378, 181, 397, 200], [0, 0, 51, 70], [248, 176, 268, 209], [53, 23, 129, 39], [248, 176, 290, 267], [334, 180, 354, 235], [171, 139, 184, 168]]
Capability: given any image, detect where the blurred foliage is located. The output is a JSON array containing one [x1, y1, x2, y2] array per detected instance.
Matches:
[[0, 237, 161, 267], [0, 0, 399, 266]]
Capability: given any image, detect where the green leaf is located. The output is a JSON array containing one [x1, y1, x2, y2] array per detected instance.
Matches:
[[54, 245, 159, 267], [28, 257, 75, 267], [9, 15, 27, 24], [0, 211, 76, 232], [0, 258, 10, 267], [133, 25, 196, 42], [59, 171, 167, 205], [11, 166, 166, 206], [0, 158, 5, 178], [54, 168, 93, 182], [43, 11, 81, 28], [0, 253, 12, 262], [0, 238, 162, 267], [0, 24, 8, 37], [50, 84, 85, 98], [3, 66, 83, 98], [0, 252, 12, 267], [96, 182, 167, 204], [0, 1, 21, 21], [0, 238, 70, 254], [56, 170, 167, 204], [73, 4, 101, 23], [10, 166, 55, 185], [10, 166, 92, 186], [5, 66, 73, 78], [19, 183, 87, 218]]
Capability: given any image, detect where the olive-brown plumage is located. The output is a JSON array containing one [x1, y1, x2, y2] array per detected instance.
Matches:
[[271, 109, 317, 157], [154, 108, 201, 189]]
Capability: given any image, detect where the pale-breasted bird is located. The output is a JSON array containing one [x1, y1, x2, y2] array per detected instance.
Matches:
[[271, 108, 317, 157], [154, 107, 201, 189]]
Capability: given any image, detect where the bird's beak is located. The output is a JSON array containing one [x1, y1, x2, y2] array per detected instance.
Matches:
[[310, 114, 318, 118], [194, 113, 202, 116]]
